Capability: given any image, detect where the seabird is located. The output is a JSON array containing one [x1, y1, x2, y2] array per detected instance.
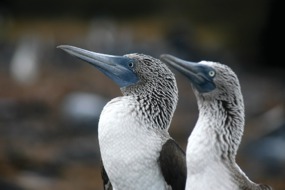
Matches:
[[58, 46, 186, 190], [161, 54, 272, 190]]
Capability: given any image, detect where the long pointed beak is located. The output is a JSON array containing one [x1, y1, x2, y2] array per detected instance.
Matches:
[[160, 54, 200, 78], [58, 45, 139, 87], [160, 54, 216, 93]]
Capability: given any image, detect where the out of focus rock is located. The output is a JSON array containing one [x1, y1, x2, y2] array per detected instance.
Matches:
[[54, 137, 100, 165], [60, 92, 107, 129], [15, 171, 57, 190], [245, 122, 285, 176], [10, 35, 43, 85], [0, 99, 50, 121], [85, 18, 134, 54], [0, 179, 23, 190]]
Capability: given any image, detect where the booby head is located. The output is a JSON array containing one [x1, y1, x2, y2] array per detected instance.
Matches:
[[120, 53, 178, 99], [160, 54, 242, 103], [58, 45, 178, 130]]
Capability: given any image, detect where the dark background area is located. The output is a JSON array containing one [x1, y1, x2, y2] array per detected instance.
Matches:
[[0, 0, 284, 189]]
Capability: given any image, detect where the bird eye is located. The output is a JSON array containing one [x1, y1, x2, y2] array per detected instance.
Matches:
[[128, 62, 134, 68], [208, 70, 215, 77]]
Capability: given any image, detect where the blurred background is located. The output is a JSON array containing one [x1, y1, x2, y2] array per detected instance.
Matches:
[[0, 0, 284, 189]]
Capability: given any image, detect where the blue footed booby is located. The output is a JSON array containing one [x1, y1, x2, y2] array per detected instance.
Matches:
[[58, 45, 186, 190], [161, 54, 272, 190]]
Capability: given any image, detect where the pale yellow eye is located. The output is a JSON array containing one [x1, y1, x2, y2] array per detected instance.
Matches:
[[129, 62, 134, 68], [209, 70, 215, 77]]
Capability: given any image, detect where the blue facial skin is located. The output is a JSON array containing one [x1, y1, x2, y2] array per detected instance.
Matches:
[[93, 56, 139, 88], [58, 45, 139, 88], [160, 54, 216, 93], [186, 64, 216, 93]]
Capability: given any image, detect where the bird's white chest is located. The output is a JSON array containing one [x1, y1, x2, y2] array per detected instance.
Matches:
[[185, 121, 236, 190], [98, 97, 169, 190]]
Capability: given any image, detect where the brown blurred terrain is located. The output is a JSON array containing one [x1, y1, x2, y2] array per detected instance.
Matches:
[[0, 0, 284, 189]]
